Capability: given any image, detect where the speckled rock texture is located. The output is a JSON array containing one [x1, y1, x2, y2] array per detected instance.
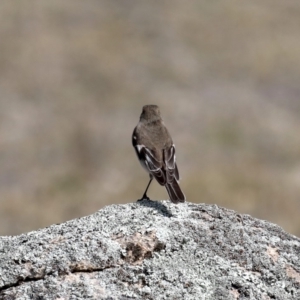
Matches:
[[0, 200, 299, 300]]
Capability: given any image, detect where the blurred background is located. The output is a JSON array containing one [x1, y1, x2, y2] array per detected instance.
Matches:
[[1, 0, 300, 236]]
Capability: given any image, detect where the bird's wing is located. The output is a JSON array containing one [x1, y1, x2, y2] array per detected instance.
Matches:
[[134, 144, 166, 185], [164, 144, 179, 183]]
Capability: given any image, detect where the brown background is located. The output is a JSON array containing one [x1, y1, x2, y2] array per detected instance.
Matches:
[[1, 0, 300, 236]]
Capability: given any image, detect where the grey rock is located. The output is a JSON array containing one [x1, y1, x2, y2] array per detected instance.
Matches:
[[0, 200, 299, 300]]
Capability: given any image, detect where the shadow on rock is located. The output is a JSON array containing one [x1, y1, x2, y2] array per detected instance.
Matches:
[[137, 199, 173, 218]]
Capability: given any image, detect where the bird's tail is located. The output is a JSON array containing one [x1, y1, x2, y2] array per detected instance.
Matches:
[[165, 180, 186, 204]]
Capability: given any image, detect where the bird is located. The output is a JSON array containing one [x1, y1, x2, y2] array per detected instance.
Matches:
[[132, 105, 185, 204]]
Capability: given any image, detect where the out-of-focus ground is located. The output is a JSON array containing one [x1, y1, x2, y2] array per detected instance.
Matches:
[[0, 0, 300, 236]]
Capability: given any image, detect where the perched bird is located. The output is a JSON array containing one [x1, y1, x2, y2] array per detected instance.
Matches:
[[132, 105, 185, 204]]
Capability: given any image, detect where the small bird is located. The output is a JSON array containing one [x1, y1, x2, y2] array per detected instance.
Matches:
[[132, 105, 185, 204]]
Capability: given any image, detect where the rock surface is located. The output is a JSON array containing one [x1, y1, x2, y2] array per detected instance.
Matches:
[[0, 200, 299, 300]]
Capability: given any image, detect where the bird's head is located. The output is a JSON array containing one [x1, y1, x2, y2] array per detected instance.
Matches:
[[140, 105, 161, 122]]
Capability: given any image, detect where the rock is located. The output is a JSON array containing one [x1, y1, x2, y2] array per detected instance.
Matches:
[[0, 200, 299, 299]]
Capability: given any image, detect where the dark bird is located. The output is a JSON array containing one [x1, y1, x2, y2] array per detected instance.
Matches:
[[132, 105, 185, 204]]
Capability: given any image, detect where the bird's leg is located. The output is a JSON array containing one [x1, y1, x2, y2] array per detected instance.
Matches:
[[138, 175, 153, 201]]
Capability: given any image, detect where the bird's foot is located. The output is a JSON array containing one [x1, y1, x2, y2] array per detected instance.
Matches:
[[137, 194, 150, 202]]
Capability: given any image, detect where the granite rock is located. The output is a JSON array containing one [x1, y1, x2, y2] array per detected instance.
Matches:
[[0, 200, 299, 299]]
